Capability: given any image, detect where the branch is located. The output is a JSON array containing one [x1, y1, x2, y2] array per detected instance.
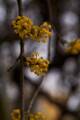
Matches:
[[46, 0, 53, 61], [19, 39, 24, 120], [16, 0, 24, 120], [17, 0, 23, 16], [25, 76, 80, 119], [27, 76, 44, 118], [7, 56, 20, 72]]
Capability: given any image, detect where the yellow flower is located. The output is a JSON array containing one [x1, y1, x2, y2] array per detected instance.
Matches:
[[65, 39, 80, 54], [11, 109, 21, 120], [28, 112, 47, 120], [39, 22, 52, 43], [12, 16, 52, 42], [11, 110, 48, 120], [24, 52, 50, 76], [11, 16, 33, 39], [30, 22, 52, 43], [30, 25, 40, 41]]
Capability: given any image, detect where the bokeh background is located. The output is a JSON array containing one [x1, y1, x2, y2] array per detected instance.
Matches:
[[0, 0, 80, 120]]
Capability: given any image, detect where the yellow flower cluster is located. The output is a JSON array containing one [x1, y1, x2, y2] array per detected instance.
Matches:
[[29, 112, 47, 120], [12, 16, 52, 42], [11, 109, 21, 120], [65, 39, 80, 54], [24, 52, 50, 76], [12, 16, 33, 39], [30, 22, 52, 42], [11, 110, 47, 120]]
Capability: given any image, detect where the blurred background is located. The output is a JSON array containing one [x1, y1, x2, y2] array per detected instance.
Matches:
[[0, 0, 80, 120]]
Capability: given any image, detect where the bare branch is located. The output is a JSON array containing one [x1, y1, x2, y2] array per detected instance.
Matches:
[[16, 0, 24, 120]]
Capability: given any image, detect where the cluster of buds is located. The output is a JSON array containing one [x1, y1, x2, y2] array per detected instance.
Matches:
[[12, 16, 33, 39], [12, 16, 52, 42], [30, 22, 52, 43], [11, 109, 21, 120], [11, 109, 47, 120], [12, 16, 51, 75], [29, 112, 47, 120], [24, 52, 50, 76], [65, 39, 80, 55]]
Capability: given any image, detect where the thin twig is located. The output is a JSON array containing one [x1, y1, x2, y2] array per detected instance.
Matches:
[[25, 75, 80, 117], [27, 76, 44, 118], [19, 39, 24, 120], [46, 0, 53, 61], [7, 56, 20, 72], [17, 0, 23, 16], [16, 0, 24, 120]]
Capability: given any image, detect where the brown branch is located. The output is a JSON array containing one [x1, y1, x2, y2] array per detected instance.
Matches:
[[16, 0, 24, 120], [19, 39, 24, 120], [25, 76, 65, 108], [7, 56, 20, 72], [17, 0, 23, 16], [46, 0, 53, 61], [25, 76, 80, 119], [27, 76, 44, 119]]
